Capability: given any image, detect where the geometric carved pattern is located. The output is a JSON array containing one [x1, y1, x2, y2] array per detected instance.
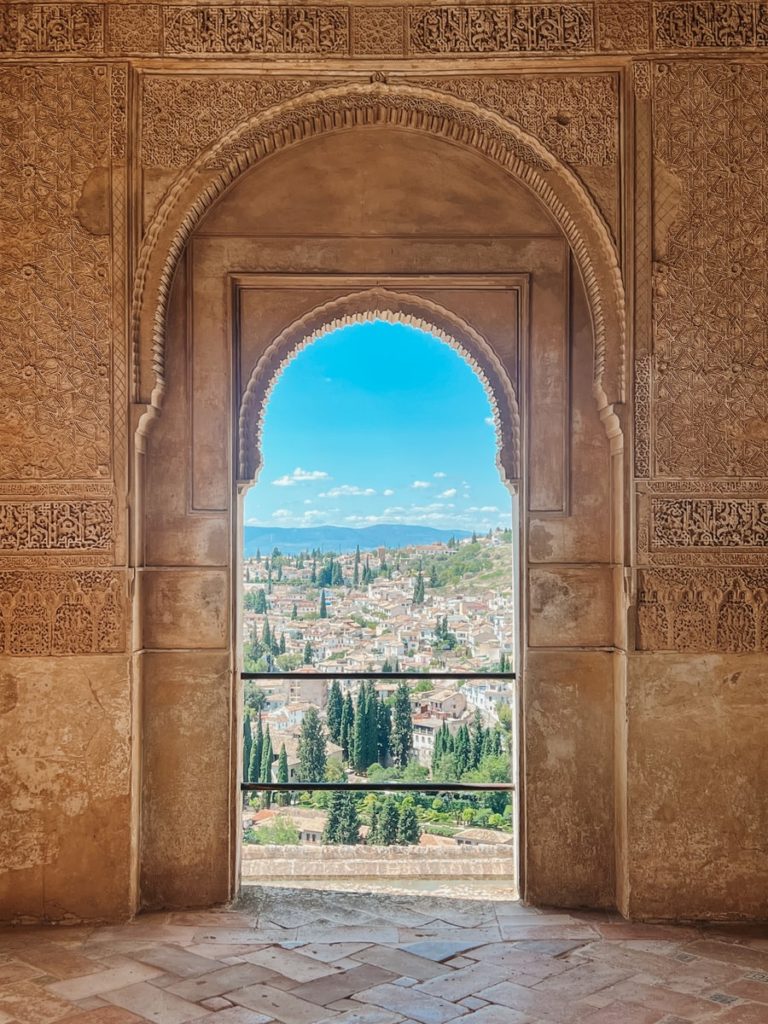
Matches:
[[141, 76, 331, 167], [106, 3, 161, 54], [408, 4, 594, 53], [0, 570, 124, 655], [0, 501, 114, 551], [163, 5, 349, 54], [653, 62, 768, 477], [352, 6, 405, 54], [0, 65, 112, 480], [650, 498, 768, 549], [414, 74, 617, 167], [654, 2, 768, 48], [637, 568, 768, 652]]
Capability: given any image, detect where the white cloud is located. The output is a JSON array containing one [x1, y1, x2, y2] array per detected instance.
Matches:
[[383, 488, 395, 496], [272, 467, 329, 486], [319, 485, 376, 498], [467, 505, 499, 513], [433, 471, 447, 479], [272, 509, 292, 518], [411, 480, 430, 489], [439, 488, 457, 498]]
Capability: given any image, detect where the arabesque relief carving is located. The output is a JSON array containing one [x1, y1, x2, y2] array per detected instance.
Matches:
[[637, 568, 768, 652], [352, 6, 405, 54], [598, 2, 650, 51], [0, 65, 112, 481], [407, 4, 593, 53], [652, 61, 768, 478], [413, 75, 617, 169], [0, 570, 125, 655], [650, 498, 768, 549], [654, 2, 768, 48], [141, 76, 333, 168], [0, 3, 103, 53], [0, 501, 114, 552], [163, 5, 349, 54]]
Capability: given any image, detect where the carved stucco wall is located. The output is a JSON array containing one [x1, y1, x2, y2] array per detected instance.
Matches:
[[0, 2, 767, 922]]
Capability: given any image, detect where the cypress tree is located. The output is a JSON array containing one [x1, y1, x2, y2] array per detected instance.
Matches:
[[303, 640, 314, 664], [391, 681, 413, 768], [319, 589, 328, 618], [377, 699, 391, 766], [368, 803, 380, 845], [310, 558, 317, 584], [429, 564, 439, 588], [397, 802, 421, 845], [261, 618, 271, 648], [323, 791, 345, 844], [327, 679, 343, 744], [340, 692, 354, 762], [297, 706, 327, 782], [378, 797, 399, 845], [248, 715, 263, 784], [279, 632, 286, 655], [254, 588, 267, 613], [412, 571, 425, 605], [470, 709, 484, 769], [323, 793, 360, 845], [243, 710, 252, 783], [277, 743, 290, 806], [291, 603, 298, 620], [353, 545, 360, 586], [455, 725, 471, 777], [352, 684, 368, 772], [260, 726, 274, 808]]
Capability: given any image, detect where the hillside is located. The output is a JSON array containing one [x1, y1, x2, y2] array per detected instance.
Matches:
[[243, 523, 472, 556]]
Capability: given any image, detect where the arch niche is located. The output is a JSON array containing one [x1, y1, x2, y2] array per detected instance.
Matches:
[[133, 83, 627, 914]]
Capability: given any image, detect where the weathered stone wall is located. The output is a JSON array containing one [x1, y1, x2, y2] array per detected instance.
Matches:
[[0, 1, 766, 923]]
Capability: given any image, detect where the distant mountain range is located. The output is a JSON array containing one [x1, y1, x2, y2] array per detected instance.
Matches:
[[243, 524, 472, 556]]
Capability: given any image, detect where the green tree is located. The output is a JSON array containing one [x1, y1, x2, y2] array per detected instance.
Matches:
[[429, 564, 439, 588], [247, 816, 299, 845], [244, 683, 268, 716], [297, 706, 327, 782], [277, 743, 290, 807], [412, 571, 425, 605], [254, 589, 268, 613], [248, 715, 263, 784], [397, 801, 421, 845], [243, 710, 252, 783], [303, 640, 314, 664], [327, 679, 343, 744], [353, 544, 360, 586], [378, 797, 399, 845], [323, 792, 361, 844], [391, 681, 413, 768], [340, 692, 354, 762], [470, 708, 485, 770], [291, 603, 298, 620], [279, 632, 286, 655], [377, 699, 391, 766], [454, 725, 471, 777], [368, 802, 380, 845], [352, 684, 373, 773], [260, 727, 274, 807], [319, 589, 328, 618], [261, 618, 272, 649]]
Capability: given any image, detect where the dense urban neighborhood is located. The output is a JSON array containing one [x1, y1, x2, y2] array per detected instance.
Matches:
[[241, 529, 515, 847]]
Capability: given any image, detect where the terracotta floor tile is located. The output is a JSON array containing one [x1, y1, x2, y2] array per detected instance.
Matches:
[[103, 980, 212, 1022], [685, 941, 768, 972], [229, 981, 339, 1022], [578, 1001, 665, 1023], [702, 1006, 768, 1024], [355, 981, 469, 1023], [0, 979, 78, 1024], [724, 978, 768, 1004]]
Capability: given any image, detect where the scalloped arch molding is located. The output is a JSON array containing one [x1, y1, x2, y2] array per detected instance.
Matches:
[[131, 82, 627, 419], [238, 289, 522, 486]]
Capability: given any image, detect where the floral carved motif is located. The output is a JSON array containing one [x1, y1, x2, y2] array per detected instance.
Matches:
[[408, 4, 594, 53], [0, 65, 112, 481], [163, 5, 348, 54], [414, 74, 617, 168], [107, 3, 161, 54], [637, 568, 768, 652], [0, 570, 125, 655], [0, 4, 103, 53], [352, 6, 404, 54], [0, 501, 114, 552], [598, 2, 651, 51], [651, 499, 768, 549], [141, 76, 333, 168], [652, 62, 768, 478], [654, 2, 768, 48]]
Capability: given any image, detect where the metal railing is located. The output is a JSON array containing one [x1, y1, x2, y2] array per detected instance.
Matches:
[[241, 670, 515, 795]]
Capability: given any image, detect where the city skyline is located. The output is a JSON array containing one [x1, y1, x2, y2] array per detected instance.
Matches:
[[244, 320, 514, 533]]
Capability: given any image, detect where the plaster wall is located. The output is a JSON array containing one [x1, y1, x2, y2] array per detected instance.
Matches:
[[0, 4, 767, 923]]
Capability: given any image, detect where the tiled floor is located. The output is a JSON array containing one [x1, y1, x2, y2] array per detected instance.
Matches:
[[1, 881, 767, 1023]]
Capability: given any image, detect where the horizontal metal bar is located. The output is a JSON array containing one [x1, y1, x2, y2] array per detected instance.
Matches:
[[242, 671, 515, 681], [241, 782, 513, 793]]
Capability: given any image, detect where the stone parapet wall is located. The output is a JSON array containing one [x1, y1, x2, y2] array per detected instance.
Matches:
[[242, 845, 515, 880]]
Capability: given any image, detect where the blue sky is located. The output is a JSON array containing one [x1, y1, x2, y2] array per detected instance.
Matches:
[[244, 320, 513, 532]]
